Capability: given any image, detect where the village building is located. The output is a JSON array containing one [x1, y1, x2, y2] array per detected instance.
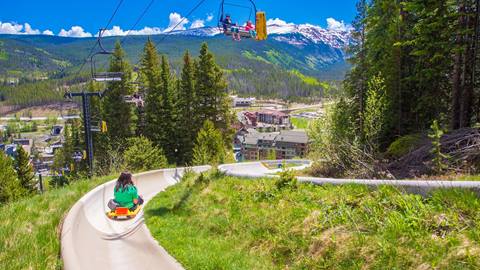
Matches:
[[239, 130, 309, 160], [232, 96, 256, 107], [13, 138, 33, 155], [237, 109, 292, 132]]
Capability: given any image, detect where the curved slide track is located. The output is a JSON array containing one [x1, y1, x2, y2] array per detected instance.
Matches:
[[62, 161, 480, 270], [61, 166, 210, 270]]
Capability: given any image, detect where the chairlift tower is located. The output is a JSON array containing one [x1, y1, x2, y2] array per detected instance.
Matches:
[[64, 91, 103, 177], [65, 29, 122, 177]]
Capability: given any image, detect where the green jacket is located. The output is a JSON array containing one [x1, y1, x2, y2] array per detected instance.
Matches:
[[114, 185, 139, 209]]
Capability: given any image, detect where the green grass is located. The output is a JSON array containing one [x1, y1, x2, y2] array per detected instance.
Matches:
[[0, 50, 8, 61], [291, 117, 312, 129], [0, 175, 114, 270], [145, 172, 480, 270], [459, 175, 480, 181]]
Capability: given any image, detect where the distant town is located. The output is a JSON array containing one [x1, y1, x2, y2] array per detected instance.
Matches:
[[0, 97, 323, 175]]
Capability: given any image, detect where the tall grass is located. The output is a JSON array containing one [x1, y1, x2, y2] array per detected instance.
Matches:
[[145, 172, 480, 270], [0, 175, 113, 270]]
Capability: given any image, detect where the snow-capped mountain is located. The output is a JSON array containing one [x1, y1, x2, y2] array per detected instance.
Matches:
[[268, 23, 351, 49], [168, 21, 351, 49]]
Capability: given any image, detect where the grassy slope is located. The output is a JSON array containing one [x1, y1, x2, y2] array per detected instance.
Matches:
[[145, 172, 480, 270], [291, 117, 312, 129], [0, 175, 113, 270]]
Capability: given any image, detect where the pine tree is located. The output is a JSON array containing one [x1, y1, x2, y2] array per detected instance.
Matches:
[[15, 146, 36, 193], [0, 152, 23, 203], [102, 42, 135, 147], [157, 55, 177, 163], [345, 0, 368, 136], [195, 43, 234, 144], [176, 51, 197, 165], [139, 40, 178, 162], [192, 120, 226, 165], [123, 136, 168, 172], [141, 39, 163, 145]]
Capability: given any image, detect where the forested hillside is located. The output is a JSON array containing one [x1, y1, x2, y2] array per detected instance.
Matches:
[[309, 0, 480, 178], [0, 28, 349, 103]]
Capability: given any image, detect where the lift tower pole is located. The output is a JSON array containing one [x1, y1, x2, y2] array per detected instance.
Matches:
[[65, 91, 103, 177]]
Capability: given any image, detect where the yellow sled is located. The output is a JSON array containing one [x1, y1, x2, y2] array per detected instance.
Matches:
[[107, 205, 142, 220]]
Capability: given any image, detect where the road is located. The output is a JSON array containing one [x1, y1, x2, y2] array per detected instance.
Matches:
[[62, 160, 480, 270]]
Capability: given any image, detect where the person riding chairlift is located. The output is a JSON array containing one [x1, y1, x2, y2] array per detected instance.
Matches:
[[245, 20, 257, 39], [222, 14, 241, 41]]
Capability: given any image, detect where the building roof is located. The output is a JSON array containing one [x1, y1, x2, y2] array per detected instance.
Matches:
[[241, 130, 309, 146], [257, 109, 288, 117], [276, 130, 309, 144]]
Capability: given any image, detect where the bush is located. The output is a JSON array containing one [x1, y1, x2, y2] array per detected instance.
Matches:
[[49, 175, 69, 188], [0, 153, 24, 203], [124, 136, 168, 172], [275, 169, 297, 190], [192, 120, 227, 166], [386, 134, 422, 159]]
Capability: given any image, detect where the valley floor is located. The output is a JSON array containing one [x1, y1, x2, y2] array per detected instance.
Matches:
[[145, 172, 480, 270]]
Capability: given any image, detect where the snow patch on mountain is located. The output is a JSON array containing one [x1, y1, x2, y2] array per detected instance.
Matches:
[[267, 19, 351, 49]]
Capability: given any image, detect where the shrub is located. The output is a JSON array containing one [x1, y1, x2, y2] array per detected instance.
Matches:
[[0, 153, 24, 203], [124, 136, 168, 172], [429, 120, 449, 173], [275, 169, 297, 190], [192, 120, 227, 166], [386, 134, 422, 159]]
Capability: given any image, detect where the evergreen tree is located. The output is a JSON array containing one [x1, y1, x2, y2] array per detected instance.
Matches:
[[123, 136, 168, 172], [102, 42, 135, 146], [176, 51, 197, 165], [195, 43, 234, 145], [156, 55, 177, 163], [0, 153, 23, 203], [192, 120, 227, 165], [141, 40, 164, 149], [345, 0, 369, 136], [15, 146, 36, 193]]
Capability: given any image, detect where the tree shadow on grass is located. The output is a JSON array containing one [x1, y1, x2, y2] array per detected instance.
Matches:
[[145, 186, 194, 217]]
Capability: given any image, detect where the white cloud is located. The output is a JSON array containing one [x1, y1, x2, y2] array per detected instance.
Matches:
[[164, 12, 189, 32], [190, 19, 205, 29], [326, 18, 351, 32], [0, 21, 23, 34], [42, 30, 54, 36], [267, 18, 294, 26], [100, 25, 163, 37], [206, 14, 214, 22], [0, 21, 45, 35], [23, 23, 41, 34], [58, 26, 92, 38]]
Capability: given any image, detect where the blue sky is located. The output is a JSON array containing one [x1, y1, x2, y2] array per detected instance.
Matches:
[[0, 0, 357, 37]]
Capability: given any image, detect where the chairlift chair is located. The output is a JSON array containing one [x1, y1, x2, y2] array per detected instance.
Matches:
[[218, 0, 267, 40], [91, 29, 124, 82]]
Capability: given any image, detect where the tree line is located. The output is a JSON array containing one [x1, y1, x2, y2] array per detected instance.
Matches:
[[341, 0, 479, 146], [309, 0, 480, 177], [57, 41, 233, 176]]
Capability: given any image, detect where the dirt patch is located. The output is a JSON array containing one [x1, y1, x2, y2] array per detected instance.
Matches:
[[1, 102, 79, 117], [308, 226, 352, 259]]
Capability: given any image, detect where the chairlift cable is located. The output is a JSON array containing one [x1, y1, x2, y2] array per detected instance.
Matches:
[[97, 0, 156, 72], [120, 0, 156, 45], [63, 0, 125, 86], [132, 0, 208, 69]]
